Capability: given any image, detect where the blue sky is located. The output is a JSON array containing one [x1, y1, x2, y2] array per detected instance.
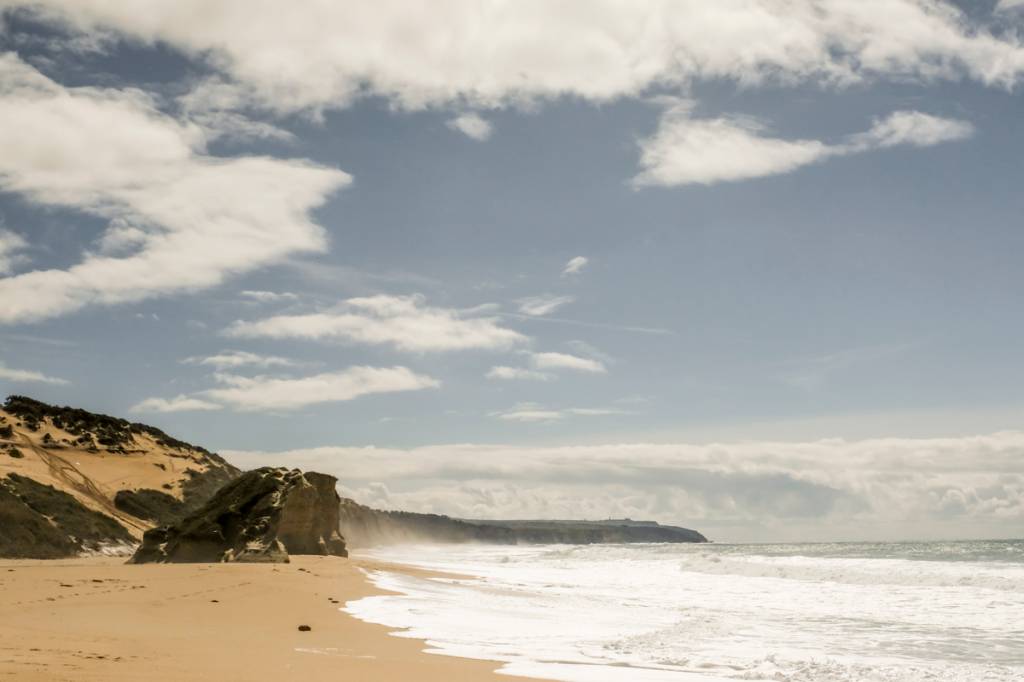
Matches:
[[1, 1, 1023, 541]]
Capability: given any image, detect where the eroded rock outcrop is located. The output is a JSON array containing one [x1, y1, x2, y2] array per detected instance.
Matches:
[[131, 467, 347, 563]]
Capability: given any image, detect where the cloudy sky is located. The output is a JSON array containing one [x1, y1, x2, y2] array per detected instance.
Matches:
[[1, 1, 1023, 542]]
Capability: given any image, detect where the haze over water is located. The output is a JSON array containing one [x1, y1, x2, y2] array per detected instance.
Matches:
[[349, 540, 1024, 682]]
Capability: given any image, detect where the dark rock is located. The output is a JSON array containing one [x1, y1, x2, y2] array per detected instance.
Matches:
[[298, 625, 311, 632], [131, 468, 348, 564], [114, 488, 187, 526], [179, 464, 238, 517]]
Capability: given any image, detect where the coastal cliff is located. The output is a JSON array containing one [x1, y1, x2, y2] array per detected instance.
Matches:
[[132, 467, 347, 563], [339, 497, 708, 547]]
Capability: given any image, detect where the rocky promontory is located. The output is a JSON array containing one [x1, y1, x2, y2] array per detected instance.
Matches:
[[339, 498, 708, 547], [131, 467, 347, 563]]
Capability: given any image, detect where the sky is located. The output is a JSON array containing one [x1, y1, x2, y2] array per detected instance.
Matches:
[[0, 1, 1023, 542]]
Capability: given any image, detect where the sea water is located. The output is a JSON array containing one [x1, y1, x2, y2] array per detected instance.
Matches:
[[344, 540, 1024, 681]]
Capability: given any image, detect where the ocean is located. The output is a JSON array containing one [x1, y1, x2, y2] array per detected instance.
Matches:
[[345, 540, 1024, 681]]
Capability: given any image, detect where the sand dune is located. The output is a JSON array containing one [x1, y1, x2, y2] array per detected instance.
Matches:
[[1, 398, 239, 556]]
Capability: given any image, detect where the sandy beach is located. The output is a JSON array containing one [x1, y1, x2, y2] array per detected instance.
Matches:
[[0, 554, 531, 682]]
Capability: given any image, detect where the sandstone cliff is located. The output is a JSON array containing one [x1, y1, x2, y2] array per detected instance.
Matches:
[[0, 396, 239, 558], [131, 467, 347, 563]]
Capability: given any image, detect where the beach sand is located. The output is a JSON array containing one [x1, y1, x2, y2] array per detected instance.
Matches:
[[0, 554, 532, 681]]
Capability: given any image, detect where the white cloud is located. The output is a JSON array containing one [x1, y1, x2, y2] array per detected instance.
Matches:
[[561, 256, 588, 276], [190, 112, 294, 144], [486, 366, 553, 382], [634, 102, 974, 187], [517, 294, 575, 316], [129, 394, 222, 413], [226, 294, 527, 352], [490, 349, 608, 380], [447, 112, 493, 140], [0, 229, 27, 274], [176, 76, 298, 141], [223, 431, 1024, 542], [566, 339, 613, 365], [634, 102, 829, 186], [239, 290, 299, 303], [530, 351, 606, 373], [0, 54, 350, 324], [14, 1, 1024, 115], [182, 350, 297, 370], [849, 110, 974, 150], [0, 362, 68, 385], [996, 0, 1024, 12], [201, 366, 439, 411], [493, 406, 567, 423], [492, 403, 625, 422]]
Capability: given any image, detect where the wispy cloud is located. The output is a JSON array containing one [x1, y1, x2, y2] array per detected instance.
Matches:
[[239, 290, 300, 303], [0, 363, 69, 385], [202, 366, 439, 411], [529, 351, 606, 374], [180, 83, 296, 144], [446, 112, 493, 140], [561, 256, 588, 276], [0, 229, 28, 275], [130, 395, 222, 413], [488, 348, 608, 381], [486, 366, 553, 382], [633, 102, 973, 187], [566, 340, 613, 366], [181, 350, 298, 370], [503, 312, 672, 336], [492, 402, 626, 422], [226, 294, 527, 352], [517, 294, 575, 316], [780, 342, 916, 391]]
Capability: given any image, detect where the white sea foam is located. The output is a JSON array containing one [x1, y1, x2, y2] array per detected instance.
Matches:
[[345, 541, 1024, 681]]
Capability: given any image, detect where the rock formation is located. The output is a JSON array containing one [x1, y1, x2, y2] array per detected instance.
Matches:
[[131, 468, 347, 563]]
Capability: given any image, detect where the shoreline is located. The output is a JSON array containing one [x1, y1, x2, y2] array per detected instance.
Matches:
[[0, 554, 542, 681]]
